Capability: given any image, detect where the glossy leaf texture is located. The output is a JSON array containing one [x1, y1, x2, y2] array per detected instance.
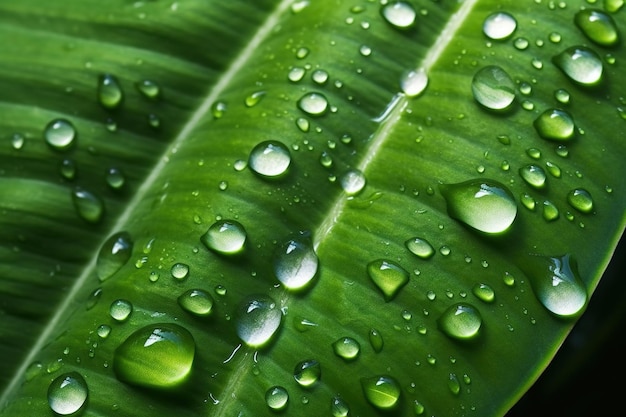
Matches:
[[0, 1, 624, 416]]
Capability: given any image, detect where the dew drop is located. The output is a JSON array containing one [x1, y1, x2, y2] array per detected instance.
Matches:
[[438, 303, 482, 341], [297, 92, 329, 116], [545, 161, 562, 178], [136, 79, 161, 100], [574, 9, 619, 46], [45, 119, 76, 151], [400, 68, 428, 97], [405, 237, 435, 259], [47, 372, 88, 415], [448, 373, 461, 395], [312, 69, 329, 84], [170, 262, 189, 281], [553, 46, 603, 86], [109, 299, 133, 322], [72, 187, 105, 224], [11, 133, 25, 150], [201, 219, 247, 255], [567, 188, 594, 213], [471, 65, 516, 111], [483, 12, 517, 40], [113, 323, 195, 389], [97, 324, 111, 339], [340, 168, 366, 195], [542, 200, 560, 221], [273, 232, 318, 290], [332, 337, 361, 361], [248, 140, 291, 178], [265, 386, 289, 411], [519, 164, 547, 189], [245, 91, 265, 107], [554, 89, 570, 104], [369, 328, 384, 352], [331, 396, 350, 417], [96, 231, 133, 282], [605, 0, 624, 13], [178, 289, 214, 317], [211, 101, 227, 119], [97, 74, 124, 110], [235, 294, 282, 347], [105, 167, 126, 190], [361, 375, 401, 410], [380, 1, 417, 29], [293, 359, 321, 387], [367, 259, 410, 301], [533, 108, 575, 141], [472, 283, 495, 303], [440, 179, 517, 235]]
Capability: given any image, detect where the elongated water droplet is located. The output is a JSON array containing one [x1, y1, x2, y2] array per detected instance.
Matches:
[[136, 79, 161, 100], [236, 294, 282, 347], [297, 92, 328, 116], [332, 337, 361, 361], [574, 9, 619, 46], [471, 65, 516, 111], [400, 68, 428, 97], [440, 179, 517, 235], [405, 237, 435, 259], [567, 188, 594, 213], [248, 140, 291, 178], [472, 283, 495, 303], [45, 119, 76, 151], [605, 0, 624, 13], [369, 329, 384, 352], [274, 232, 318, 290], [98, 74, 123, 109], [553, 46, 603, 86], [448, 373, 461, 395], [47, 372, 88, 415], [438, 303, 482, 341], [533, 108, 575, 141], [519, 164, 547, 189], [542, 200, 560, 221], [245, 91, 265, 107], [483, 12, 517, 40], [266, 386, 289, 410], [109, 299, 133, 322], [97, 231, 133, 282], [381, 1, 417, 29], [361, 375, 401, 410], [114, 323, 195, 389], [178, 289, 214, 317], [523, 254, 587, 318], [72, 187, 104, 223], [331, 396, 350, 417], [201, 219, 247, 255], [367, 259, 409, 301], [293, 359, 321, 387]]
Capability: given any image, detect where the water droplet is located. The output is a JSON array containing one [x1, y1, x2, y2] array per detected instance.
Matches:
[[605, 0, 624, 13], [72, 187, 104, 224], [109, 299, 133, 322], [483, 12, 517, 40], [236, 294, 282, 347], [567, 188, 594, 213], [10, 133, 25, 150], [380, 1, 417, 29], [297, 92, 329, 116], [553, 46, 603, 86], [211, 101, 227, 118], [201, 219, 247, 255], [293, 359, 321, 387], [45, 119, 76, 151], [170, 262, 189, 280], [523, 254, 587, 318], [265, 386, 289, 411], [178, 289, 214, 317], [472, 283, 495, 303], [105, 167, 126, 190], [574, 9, 619, 46], [97, 231, 133, 282], [273, 232, 318, 290], [113, 323, 195, 389], [98, 74, 123, 110], [331, 396, 350, 417], [514, 37, 529, 50], [405, 237, 435, 259], [440, 179, 517, 235], [400, 68, 428, 97], [471, 65, 516, 111], [448, 373, 461, 395], [554, 89, 570, 104], [136, 79, 161, 100], [361, 375, 401, 410], [438, 303, 482, 341], [369, 328, 384, 352], [97, 324, 111, 339], [288, 66, 306, 82], [519, 164, 547, 189], [332, 337, 361, 361], [340, 168, 366, 195], [47, 372, 88, 415], [248, 140, 291, 178], [367, 259, 410, 301], [245, 91, 265, 107], [542, 200, 560, 221], [533, 108, 575, 141], [312, 69, 329, 84], [545, 161, 562, 178]]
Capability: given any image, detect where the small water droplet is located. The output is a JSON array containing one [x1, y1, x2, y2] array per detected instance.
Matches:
[[340, 168, 366, 195], [405, 237, 435, 259], [274, 232, 318, 290], [367, 259, 409, 301], [554, 89, 570, 104], [265, 386, 289, 411], [105, 167, 126, 190], [245, 91, 265, 107], [440, 179, 517, 234], [10, 133, 25, 150], [519, 164, 547, 189], [109, 299, 133, 322], [380, 1, 417, 29], [553, 46, 603, 86], [97, 231, 133, 282], [98, 74, 124, 109], [545, 161, 562, 178], [438, 303, 482, 340], [533, 108, 575, 141], [331, 396, 350, 417], [97, 324, 111, 339], [211, 101, 227, 118], [72, 187, 105, 224], [136, 79, 161, 100], [332, 337, 361, 361], [47, 372, 88, 415], [542, 200, 560, 221], [178, 289, 214, 317], [472, 283, 495, 303], [236, 294, 282, 347], [170, 262, 189, 280], [293, 359, 321, 387], [361, 375, 401, 410], [297, 92, 329, 116], [471, 65, 516, 111], [45, 119, 77, 151], [248, 140, 291, 178], [369, 328, 384, 352], [483, 12, 517, 40], [113, 323, 195, 389], [201, 219, 247, 255], [514, 37, 529, 50], [400, 68, 428, 97], [574, 9, 619, 46], [567, 188, 594, 213]]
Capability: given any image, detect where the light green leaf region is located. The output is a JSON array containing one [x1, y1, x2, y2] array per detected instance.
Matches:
[[0, 1, 624, 416]]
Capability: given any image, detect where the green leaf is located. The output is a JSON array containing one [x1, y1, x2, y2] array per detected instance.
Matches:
[[0, 0, 624, 416]]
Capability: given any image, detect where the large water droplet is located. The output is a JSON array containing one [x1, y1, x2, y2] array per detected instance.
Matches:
[[45, 119, 76, 151], [483, 12, 517, 40], [96, 232, 133, 282], [405, 237, 435, 259], [440, 179, 517, 235], [265, 386, 289, 411], [47, 372, 88, 415], [553, 46, 603, 86], [380, 1, 417, 29], [400, 68, 428, 97], [574, 9, 619, 46], [523, 254, 587, 318], [98, 74, 124, 110], [361, 375, 401, 410], [567, 188, 594, 213], [248, 140, 291, 178], [293, 359, 321, 387], [113, 323, 195, 389], [367, 259, 409, 301], [274, 232, 318, 290], [178, 289, 214, 317], [471, 65, 516, 111], [297, 92, 328, 116], [201, 219, 247, 255], [438, 303, 482, 341], [236, 294, 282, 347], [533, 108, 575, 141], [72, 187, 104, 224], [332, 337, 361, 361]]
